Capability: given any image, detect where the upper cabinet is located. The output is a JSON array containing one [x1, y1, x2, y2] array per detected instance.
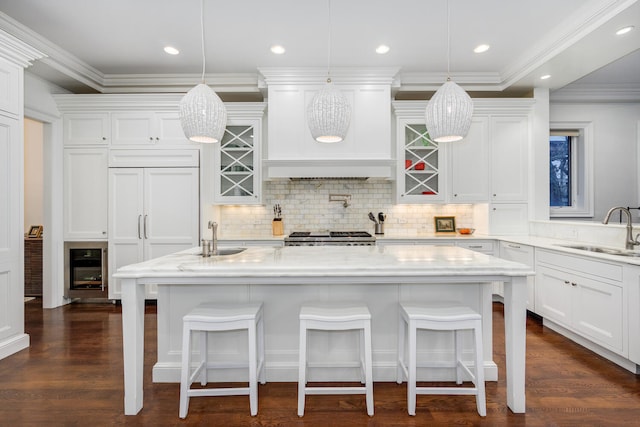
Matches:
[[111, 111, 190, 147], [63, 113, 110, 146], [393, 99, 533, 207], [260, 68, 398, 179], [211, 103, 265, 204]]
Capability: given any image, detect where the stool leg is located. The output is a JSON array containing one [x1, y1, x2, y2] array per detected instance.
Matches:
[[363, 321, 374, 416], [397, 312, 405, 384], [407, 321, 417, 416], [258, 314, 266, 385], [200, 330, 208, 386], [455, 330, 463, 385], [297, 320, 307, 417], [474, 324, 487, 416], [248, 322, 258, 416], [179, 324, 191, 419]]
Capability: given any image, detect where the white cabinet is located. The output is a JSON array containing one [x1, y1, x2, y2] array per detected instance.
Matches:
[[499, 242, 535, 312], [489, 203, 529, 235], [490, 116, 529, 202], [450, 117, 489, 202], [623, 265, 640, 365], [63, 148, 108, 240], [535, 249, 625, 354], [214, 119, 262, 204], [111, 111, 190, 146], [108, 167, 199, 299], [63, 113, 110, 146], [396, 119, 446, 202]]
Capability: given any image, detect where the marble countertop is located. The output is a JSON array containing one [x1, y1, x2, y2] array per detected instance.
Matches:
[[114, 244, 534, 280]]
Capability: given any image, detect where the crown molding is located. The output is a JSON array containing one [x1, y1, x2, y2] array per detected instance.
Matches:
[[258, 67, 401, 86], [0, 28, 45, 67], [550, 83, 640, 103], [500, 0, 638, 88], [392, 98, 535, 116]]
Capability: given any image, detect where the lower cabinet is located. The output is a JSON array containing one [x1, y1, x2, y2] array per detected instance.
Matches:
[[499, 242, 535, 312], [108, 167, 199, 299], [623, 265, 640, 365], [535, 249, 625, 355]]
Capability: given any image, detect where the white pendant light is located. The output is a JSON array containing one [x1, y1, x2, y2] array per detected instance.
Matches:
[[179, 0, 227, 143], [424, 0, 473, 143], [307, 0, 351, 143]]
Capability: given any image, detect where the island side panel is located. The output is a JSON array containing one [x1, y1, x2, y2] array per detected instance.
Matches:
[[153, 281, 497, 383]]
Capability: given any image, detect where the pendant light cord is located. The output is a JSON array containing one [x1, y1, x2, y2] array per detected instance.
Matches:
[[326, 0, 332, 83], [446, 0, 451, 81], [200, 0, 206, 84]]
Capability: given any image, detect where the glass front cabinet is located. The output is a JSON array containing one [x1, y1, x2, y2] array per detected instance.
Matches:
[[394, 105, 447, 203], [212, 103, 265, 204]]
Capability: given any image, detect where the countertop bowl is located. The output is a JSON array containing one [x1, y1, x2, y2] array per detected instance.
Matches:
[[456, 228, 475, 235]]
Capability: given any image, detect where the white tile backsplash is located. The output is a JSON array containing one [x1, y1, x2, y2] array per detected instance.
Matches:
[[216, 180, 475, 238]]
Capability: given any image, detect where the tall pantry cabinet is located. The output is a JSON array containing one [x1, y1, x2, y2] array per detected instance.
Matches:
[[108, 155, 199, 299], [55, 94, 202, 301]]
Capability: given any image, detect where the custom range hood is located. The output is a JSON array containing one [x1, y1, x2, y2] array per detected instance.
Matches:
[[260, 68, 398, 180]]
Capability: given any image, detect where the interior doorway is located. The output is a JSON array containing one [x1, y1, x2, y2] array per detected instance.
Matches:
[[24, 118, 44, 302]]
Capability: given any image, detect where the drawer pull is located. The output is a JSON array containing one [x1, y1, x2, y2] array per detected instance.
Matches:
[[508, 244, 521, 249], [571, 282, 578, 287], [564, 280, 570, 285]]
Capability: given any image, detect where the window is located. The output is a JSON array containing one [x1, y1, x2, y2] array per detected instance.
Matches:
[[549, 123, 593, 217]]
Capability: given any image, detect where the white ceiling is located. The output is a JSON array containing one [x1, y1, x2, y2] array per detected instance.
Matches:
[[0, 0, 638, 96]]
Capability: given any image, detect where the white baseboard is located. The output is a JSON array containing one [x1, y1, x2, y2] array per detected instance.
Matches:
[[0, 333, 30, 360]]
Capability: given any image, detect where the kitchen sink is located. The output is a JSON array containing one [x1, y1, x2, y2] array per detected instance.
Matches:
[[556, 244, 640, 257], [195, 248, 247, 257]]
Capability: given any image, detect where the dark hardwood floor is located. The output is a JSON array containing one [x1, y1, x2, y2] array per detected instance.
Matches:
[[1, 300, 639, 426]]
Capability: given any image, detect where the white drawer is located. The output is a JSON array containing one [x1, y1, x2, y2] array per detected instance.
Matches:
[[456, 240, 494, 254], [537, 249, 623, 282]]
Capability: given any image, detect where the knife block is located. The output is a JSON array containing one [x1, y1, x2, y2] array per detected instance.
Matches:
[[272, 219, 284, 236]]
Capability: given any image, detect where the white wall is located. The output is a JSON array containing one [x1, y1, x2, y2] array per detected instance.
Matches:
[[24, 118, 43, 233], [550, 102, 640, 221]]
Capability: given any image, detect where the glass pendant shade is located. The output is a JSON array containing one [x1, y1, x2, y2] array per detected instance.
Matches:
[[179, 83, 227, 143], [307, 82, 351, 143], [424, 80, 473, 142]]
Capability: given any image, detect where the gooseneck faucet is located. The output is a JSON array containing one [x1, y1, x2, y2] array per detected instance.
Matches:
[[208, 221, 218, 255], [602, 206, 640, 250]]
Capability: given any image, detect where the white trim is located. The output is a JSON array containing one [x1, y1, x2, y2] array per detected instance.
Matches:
[[549, 121, 594, 218]]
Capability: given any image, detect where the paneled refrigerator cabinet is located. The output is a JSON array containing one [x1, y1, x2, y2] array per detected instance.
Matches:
[[108, 165, 199, 299]]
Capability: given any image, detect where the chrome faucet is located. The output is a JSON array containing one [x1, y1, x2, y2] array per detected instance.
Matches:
[[208, 221, 218, 255], [602, 206, 640, 250]]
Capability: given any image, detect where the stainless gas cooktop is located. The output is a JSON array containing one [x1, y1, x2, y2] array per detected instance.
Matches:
[[284, 231, 376, 246]]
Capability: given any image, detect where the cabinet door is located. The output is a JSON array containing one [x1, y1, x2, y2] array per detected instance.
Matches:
[[111, 112, 155, 145], [214, 123, 261, 204], [108, 168, 144, 299], [572, 275, 623, 353], [624, 265, 640, 364], [450, 117, 489, 202], [489, 203, 528, 235], [143, 168, 200, 297], [490, 116, 528, 201], [397, 121, 446, 203], [155, 112, 190, 146], [64, 148, 108, 240], [63, 113, 110, 146], [535, 265, 573, 328], [500, 242, 535, 312]]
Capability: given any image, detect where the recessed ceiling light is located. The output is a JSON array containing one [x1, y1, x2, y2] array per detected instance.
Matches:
[[376, 44, 390, 54], [616, 25, 634, 36], [473, 44, 490, 53], [270, 45, 286, 55], [163, 46, 179, 55], [540, 74, 551, 80]]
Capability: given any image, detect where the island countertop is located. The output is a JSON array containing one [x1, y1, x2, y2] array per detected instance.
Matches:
[[115, 244, 534, 280], [117, 244, 531, 417]]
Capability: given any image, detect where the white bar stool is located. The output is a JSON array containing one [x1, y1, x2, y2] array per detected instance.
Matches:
[[179, 302, 265, 419], [397, 302, 486, 417], [298, 304, 374, 417]]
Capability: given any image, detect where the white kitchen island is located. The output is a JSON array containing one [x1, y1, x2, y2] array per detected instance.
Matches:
[[116, 244, 532, 415]]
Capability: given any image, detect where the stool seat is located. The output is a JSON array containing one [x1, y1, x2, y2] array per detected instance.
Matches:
[[298, 303, 374, 417], [179, 302, 265, 419], [397, 302, 486, 417]]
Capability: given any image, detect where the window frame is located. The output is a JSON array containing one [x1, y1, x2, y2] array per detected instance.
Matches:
[[549, 122, 594, 218]]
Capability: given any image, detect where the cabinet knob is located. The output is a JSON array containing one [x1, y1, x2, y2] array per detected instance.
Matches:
[[102, 231, 107, 235], [149, 137, 153, 141], [454, 194, 458, 197], [156, 137, 160, 141], [493, 193, 497, 197], [102, 137, 106, 140], [564, 280, 570, 285], [571, 282, 578, 287]]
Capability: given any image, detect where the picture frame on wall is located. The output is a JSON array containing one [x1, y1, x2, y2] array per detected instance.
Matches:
[[434, 216, 456, 233], [27, 225, 43, 238]]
